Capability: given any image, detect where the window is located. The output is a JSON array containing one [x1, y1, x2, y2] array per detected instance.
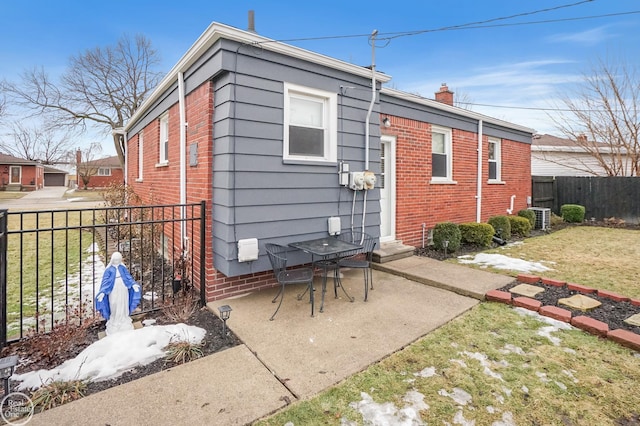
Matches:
[[431, 126, 453, 182], [159, 113, 169, 164], [137, 132, 144, 181], [488, 138, 502, 181], [283, 83, 337, 163], [97, 168, 112, 176]]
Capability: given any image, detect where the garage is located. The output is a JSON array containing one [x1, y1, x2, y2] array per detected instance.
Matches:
[[43, 166, 68, 187]]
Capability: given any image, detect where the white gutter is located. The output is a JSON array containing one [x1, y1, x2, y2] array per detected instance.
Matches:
[[381, 87, 535, 134], [178, 72, 187, 254], [125, 22, 391, 133], [476, 120, 483, 223]]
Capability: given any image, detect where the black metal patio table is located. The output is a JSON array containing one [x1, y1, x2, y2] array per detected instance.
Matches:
[[289, 236, 363, 313]]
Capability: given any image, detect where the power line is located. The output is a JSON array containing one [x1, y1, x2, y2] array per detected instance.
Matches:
[[456, 101, 625, 113]]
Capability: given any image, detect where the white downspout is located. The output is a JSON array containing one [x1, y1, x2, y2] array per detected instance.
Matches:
[[476, 120, 483, 222], [178, 72, 187, 255], [364, 29, 378, 171]]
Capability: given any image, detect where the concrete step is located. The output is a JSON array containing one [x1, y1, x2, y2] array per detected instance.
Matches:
[[373, 240, 415, 263]]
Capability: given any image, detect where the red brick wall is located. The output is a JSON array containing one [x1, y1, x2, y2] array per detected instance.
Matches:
[[79, 169, 124, 189], [382, 115, 531, 247], [127, 81, 280, 301], [15, 165, 44, 190]]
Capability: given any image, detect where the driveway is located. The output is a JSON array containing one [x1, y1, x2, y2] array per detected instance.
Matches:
[[0, 187, 105, 211]]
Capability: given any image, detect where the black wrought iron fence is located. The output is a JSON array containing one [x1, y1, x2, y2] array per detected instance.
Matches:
[[0, 202, 206, 348]]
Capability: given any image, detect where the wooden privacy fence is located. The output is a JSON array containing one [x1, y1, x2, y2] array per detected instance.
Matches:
[[532, 176, 640, 223]]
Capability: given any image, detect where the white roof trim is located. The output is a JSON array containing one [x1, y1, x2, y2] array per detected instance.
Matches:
[[126, 23, 391, 131], [532, 145, 629, 154], [381, 87, 535, 134]]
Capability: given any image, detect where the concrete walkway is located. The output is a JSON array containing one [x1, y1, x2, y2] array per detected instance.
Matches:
[[0, 187, 104, 211], [26, 257, 514, 426]]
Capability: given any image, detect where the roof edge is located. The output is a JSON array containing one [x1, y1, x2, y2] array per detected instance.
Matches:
[[381, 87, 535, 134], [126, 22, 391, 132]]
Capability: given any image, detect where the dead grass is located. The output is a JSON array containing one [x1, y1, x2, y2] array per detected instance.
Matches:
[[0, 191, 27, 199], [257, 303, 640, 425], [455, 226, 640, 299]]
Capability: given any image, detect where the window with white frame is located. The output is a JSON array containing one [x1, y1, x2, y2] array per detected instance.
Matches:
[[159, 113, 169, 164], [488, 137, 502, 181], [137, 132, 144, 180], [97, 168, 112, 176], [431, 126, 453, 181], [283, 83, 337, 163]]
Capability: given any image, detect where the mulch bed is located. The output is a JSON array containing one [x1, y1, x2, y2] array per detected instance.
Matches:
[[0, 304, 241, 401], [498, 281, 640, 335]]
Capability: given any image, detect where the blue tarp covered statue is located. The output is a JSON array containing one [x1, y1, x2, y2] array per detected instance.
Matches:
[[96, 252, 141, 335]]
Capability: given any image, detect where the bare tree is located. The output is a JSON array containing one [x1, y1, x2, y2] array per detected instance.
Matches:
[[1, 121, 73, 164], [76, 142, 104, 189], [453, 89, 475, 111], [2, 34, 161, 167], [550, 58, 640, 176]]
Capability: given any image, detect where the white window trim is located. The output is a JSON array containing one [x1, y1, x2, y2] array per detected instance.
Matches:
[[9, 166, 21, 184], [283, 83, 337, 164], [430, 125, 455, 184], [158, 112, 169, 166], [97, 168, 112, 176], [488, 137, 503, 183], [136, 132, 144, 182]]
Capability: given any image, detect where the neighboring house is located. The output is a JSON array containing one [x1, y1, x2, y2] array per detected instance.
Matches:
[[43, 165, 69, 187], [0, 153, 44, 191], [76, 154, 123, 189], [123, 22, 533, 302], [532, 134, 620, 176]]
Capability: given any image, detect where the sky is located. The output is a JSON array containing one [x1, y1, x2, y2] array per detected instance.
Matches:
[[1, 0, 639, 156]]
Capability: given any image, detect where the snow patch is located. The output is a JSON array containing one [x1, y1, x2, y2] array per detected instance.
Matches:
[[438, 387, 473, 406], [414, 366, 437, 378], [461, 351, 505, 381], [457, 253, 552, 273], [492, 411, 516, 426], [347, 391, 427, 425], [13, 323, 206, 390]]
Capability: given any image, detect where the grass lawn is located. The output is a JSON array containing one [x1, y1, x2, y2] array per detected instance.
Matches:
[[6, 210, 100, 336], [64, 189, 105, 201], [257, 227, 640, 425], [453, 226, 640, 299], [0, 191, 27, 200]]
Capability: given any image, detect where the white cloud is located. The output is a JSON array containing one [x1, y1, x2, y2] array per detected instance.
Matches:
[[547, 26, 616, 46]]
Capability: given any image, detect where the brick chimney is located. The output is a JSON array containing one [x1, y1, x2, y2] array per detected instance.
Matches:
[[76, 149, 81, 189], [435, 83, 454, 106]]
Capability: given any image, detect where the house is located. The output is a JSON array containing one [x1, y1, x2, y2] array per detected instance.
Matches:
[[76, 153, 124, 189], [123, 22, 533, 302], [531, 134, 626, 176], [0, 153, 44, 191]]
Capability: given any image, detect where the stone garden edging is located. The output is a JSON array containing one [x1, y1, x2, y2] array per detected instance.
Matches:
[[486, 273, 640, 353]]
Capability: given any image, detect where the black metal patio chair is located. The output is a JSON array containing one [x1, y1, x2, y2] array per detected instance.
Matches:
[[265, 243, 315, 320], [337, 231, 377, 301]]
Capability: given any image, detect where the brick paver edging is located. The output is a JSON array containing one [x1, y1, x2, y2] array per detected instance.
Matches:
[[484, 274, 640, 353]]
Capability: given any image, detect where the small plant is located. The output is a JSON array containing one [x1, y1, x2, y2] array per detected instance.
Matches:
[[164, 339, 203, 365], [508, 216, 532, 237], [550, 212, 563, 227], [459, 222, 495, 247], [517, 209, 536, 227], [488, 215, 511, 240], [163, 291, 199, 323], [432, 222, 462, 252], [561, 204, 586, 223], [30, 379, 87, 411]]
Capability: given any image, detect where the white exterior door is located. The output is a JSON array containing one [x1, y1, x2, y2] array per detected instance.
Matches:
[[379, 135, 396, 242]]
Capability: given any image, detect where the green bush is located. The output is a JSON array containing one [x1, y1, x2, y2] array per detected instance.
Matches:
[[509, 216, 532, 237], [561, 204, 586, 223], [433, 222, 462, 252], [488, 215, 511, 240], [459, 222, 495, 247], [517, 209, 536, 227]]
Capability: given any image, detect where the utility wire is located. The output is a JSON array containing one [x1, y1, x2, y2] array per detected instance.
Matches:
[[262, 9, 639, 45], [456, 101, 625, 113]]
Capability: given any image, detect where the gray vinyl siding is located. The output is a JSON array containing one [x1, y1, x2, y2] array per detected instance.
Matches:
[[211, 39, 381, 276], [380, 93, 532, 144]]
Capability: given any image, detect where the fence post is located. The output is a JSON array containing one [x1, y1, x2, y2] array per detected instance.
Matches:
[[0, 210, 7, 349], [199, 200, 206, 307]]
